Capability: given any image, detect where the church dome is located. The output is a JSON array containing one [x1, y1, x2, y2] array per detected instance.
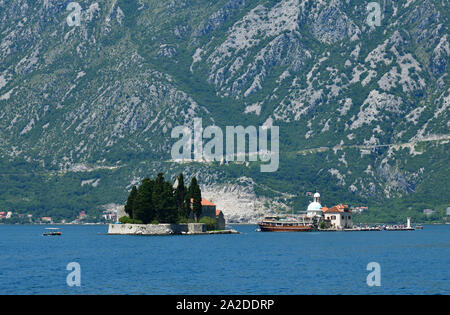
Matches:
[[307, 201, 322, 211], [314, 192, 320, 198]]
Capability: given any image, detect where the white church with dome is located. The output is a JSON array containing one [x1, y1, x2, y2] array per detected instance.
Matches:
[[306, 192, 323, 218], [303, 191, 353, 230]]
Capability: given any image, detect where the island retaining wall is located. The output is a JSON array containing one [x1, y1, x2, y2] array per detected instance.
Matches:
[[108, 223, 206, 235]]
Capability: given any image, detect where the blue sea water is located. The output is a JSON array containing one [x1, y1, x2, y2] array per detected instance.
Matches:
[[0, 224, 448, 295]]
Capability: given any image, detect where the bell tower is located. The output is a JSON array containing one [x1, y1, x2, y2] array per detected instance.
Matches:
[[313, 192, 320, 204]]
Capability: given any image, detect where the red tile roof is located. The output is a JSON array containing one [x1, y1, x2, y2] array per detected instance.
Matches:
[[216, 210, 223, 216], [190, 198, 216, 207], [201, 198, 216, 206], [323, 204, 349, 213]]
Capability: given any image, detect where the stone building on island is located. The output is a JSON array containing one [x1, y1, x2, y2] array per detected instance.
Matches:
[[321, 204, 353, 229], [305, 192, 353, 230], [215, 209, 226, 231], [193, 198, 226, 230]]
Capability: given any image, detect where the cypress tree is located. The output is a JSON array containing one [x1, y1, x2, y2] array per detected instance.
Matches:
[[190, 177, 202, 222], [124, 185, 138, 218], [161, 181, 178, 223], [184, 191, 192, 220], [133, 178, 155, 224], [123, 174, 202, 224], [147, 173, 178, 223], [152, 173, 165, 222], [175, 173, 188, 219]]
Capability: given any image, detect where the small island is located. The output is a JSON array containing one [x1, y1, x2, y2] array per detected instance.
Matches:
[[108, 173, 238, 235]]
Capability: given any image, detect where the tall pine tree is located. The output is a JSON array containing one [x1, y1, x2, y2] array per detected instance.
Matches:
[[123, 173, 202, 224], [124, 185, 137, 218], [152, 173, 165, 222], [189, 177, 202, 222], [175, 173, 188, 219], [161, 181, 178, 223], [133, 178, 155, 224]]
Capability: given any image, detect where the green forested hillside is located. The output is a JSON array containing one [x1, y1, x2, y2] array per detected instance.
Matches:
[[0, 0, 448, 223]]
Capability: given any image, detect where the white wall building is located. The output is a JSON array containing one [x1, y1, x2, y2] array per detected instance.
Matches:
[[323, 204, 353, 230]]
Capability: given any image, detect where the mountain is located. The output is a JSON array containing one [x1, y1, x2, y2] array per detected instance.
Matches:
[[0, 0, 448, 222]]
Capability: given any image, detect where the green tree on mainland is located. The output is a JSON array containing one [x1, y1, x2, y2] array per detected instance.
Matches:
[[124, 185, 137, 218]]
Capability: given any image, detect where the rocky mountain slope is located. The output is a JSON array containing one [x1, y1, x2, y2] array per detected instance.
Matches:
[[0, 0, 448, 222]]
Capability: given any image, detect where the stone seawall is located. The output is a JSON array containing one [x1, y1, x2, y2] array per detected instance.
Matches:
[[108, 223, 206, 235]]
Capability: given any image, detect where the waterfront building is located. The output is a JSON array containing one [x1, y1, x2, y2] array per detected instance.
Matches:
[[103, 210, 117, 221], [41, 217, 52, 223], [78, 211, 87, 221], [322, 204, 353, 230]]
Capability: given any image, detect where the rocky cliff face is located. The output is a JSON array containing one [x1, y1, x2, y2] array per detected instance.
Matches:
[[0, 0, 448, 221]]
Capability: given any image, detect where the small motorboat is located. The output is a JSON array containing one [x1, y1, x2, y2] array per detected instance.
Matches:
[[43, 228, 61, 236]]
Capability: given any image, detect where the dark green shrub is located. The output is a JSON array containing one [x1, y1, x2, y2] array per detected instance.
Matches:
[[118, 216, 143, 224], [199, 217, 216, 231]]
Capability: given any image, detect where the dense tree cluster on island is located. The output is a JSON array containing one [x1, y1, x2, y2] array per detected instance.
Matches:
[[121, 173, 202, 224]]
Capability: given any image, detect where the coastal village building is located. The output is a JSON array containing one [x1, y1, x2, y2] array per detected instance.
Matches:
[[78, 211, 87, 221], [41, 217, 52, 223], [103, 210, 117, 221], [0, 211, 13, 219]]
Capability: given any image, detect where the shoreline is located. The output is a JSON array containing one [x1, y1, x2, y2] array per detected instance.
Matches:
[[0, 222, 449, 226], [107, 223, 240, 236]]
